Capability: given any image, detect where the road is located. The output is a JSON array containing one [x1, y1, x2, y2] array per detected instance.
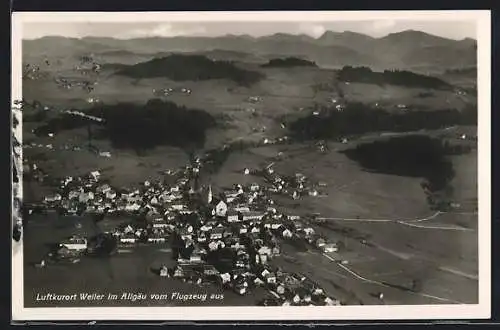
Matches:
[[317, 211, 477, 232]]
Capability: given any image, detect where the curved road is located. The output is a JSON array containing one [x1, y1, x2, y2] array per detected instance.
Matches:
[[317, 211, 476, 232]]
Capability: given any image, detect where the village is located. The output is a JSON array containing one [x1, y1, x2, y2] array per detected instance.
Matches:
[[27, 145, 347, 306]]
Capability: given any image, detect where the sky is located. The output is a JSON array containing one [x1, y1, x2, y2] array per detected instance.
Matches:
[[22, 20, 477, 40]]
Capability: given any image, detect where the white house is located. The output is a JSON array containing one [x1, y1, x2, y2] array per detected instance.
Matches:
[[148, 237, 166, 243], [322, 243, 338, 253], [90, 171, 100, 181], [220, 273, 231, 284], [227, 211, 240, 222], [120, 237, 136, 244], [243, 211, 264, 222], [282, 229, 293, 238], [303, 227, 315, 236], [170, 204, 185, 211], [215, 201, 228, 217], [61, 237, 87, 251], [189, 253, 203, 263], [210, 229, 224, 240], [160, 266, 169, 277], [234, 206, 250, 212]]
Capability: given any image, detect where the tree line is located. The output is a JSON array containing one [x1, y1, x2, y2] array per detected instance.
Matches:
[[337, 66, 453, 90], [261, 57, 317, 68], [288, 102, 477, 141]]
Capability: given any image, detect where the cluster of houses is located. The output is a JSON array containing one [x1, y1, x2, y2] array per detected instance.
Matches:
[[257, 165, 325, 201], [37, 149, 341, 305], [152, 87, 192, 97], [23, 63, 43, 80]]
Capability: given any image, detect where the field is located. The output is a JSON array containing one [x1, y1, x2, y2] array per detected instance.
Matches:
[[207, 143, 478, 304], [21, 50, 479, 306]]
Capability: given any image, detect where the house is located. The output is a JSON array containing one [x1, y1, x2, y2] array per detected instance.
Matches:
[[233, 206, 250, 213], [106, 190, 117, 200], [242, 211, 264, 222], [152, 218, 168, 228], [234, 282, 248, 295], [220, 273, 231, 284], [250, 183, 260, 192], [90, 171, 100, 181], [303, 227, 315, 236], [239, 226, 248, 234], [180, 230, 193, 241], [119, 235, 137, 244], [258, 246, 272, 258], [256, 254, 268, 265], [197, 233, 207, 243], [322, 243, 338, 253], [235, 256, 249, 269], [250, 226, 261, 234], [231, 242, 246, 251], [215, 200, 228, 217], [282, 229, 293, 238], [200, 224, 213, 232], [202, 265, 219, 276], [68, 190, 80, 200], [210, 228, 224, 240], [61, 236, 87, 251], [270, 223, 282, 230], [189, 253, 203, 263], [264, 272, 277, 284], [160, 266, 170, 277], [227, 211, 241, 222], [316, 238, 326, 248], [170, 204, 185, 211], [208, 240, 225, 251], [173, 266, 185, 278], [44, 193, 62, 203], [148, 237, 166, 243], [97, 184, 111, 194], [325, 297, 340, 306], [254, 277, 265, 286]]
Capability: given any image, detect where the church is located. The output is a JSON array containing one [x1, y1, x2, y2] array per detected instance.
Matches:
[[205, 185, 228, 218]]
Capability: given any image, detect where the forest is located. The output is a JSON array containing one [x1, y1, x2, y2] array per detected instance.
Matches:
[[113, 54, 264, 86], [34, 99, 216, 151], [337, 66, 453, 90], [288, 102, 477, 141], [261, 57, 318, 68]]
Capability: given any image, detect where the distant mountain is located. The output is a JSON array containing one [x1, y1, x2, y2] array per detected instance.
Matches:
[[23, 30, 477, 69]]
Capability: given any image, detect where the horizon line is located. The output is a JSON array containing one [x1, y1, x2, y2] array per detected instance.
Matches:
[[22, 28, 477, 42]]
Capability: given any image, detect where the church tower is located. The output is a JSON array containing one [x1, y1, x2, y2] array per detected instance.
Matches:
[[207, 185, 213, 204]]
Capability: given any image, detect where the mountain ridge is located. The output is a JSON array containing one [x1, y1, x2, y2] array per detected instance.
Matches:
[[23, 29, 477, 69]]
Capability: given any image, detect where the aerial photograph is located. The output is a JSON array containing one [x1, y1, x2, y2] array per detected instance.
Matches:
[[17, 18, 479, 308]]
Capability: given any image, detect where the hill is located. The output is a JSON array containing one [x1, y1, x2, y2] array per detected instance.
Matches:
[[337, 66, 453, 90], [111, 54, 264, 86], [34, 99, 216, 151], [23, 30, 477, 70]]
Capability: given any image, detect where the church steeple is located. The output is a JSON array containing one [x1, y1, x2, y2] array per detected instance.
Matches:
[[207, 185, 213, 204]]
